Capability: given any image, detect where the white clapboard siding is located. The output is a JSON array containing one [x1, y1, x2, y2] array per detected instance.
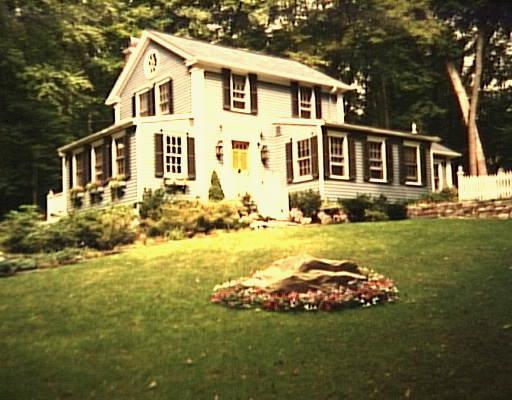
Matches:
[[458, 170, 512, 201]]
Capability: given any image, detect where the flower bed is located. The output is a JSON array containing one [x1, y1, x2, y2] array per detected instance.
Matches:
[[211, 264, 398, 312]]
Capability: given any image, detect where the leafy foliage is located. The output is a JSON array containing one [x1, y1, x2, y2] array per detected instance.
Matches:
[[208, 171, 225, 201], [339, 194, 408, 222], [289, 190, 322, 219]]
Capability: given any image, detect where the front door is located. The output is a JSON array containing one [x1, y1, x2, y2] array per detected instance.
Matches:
[[232, 141, 250, 196]]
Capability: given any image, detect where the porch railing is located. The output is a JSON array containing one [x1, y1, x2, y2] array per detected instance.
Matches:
[[46, 190, 67, 222], [457, 167, 512, 201]]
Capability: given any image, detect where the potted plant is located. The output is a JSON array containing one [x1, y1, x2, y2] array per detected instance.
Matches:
[[86, 181, 104, 203], [69, 186, 85, 207], [109, 174, 127, 200]]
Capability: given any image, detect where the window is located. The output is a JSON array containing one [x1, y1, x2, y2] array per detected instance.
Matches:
[[368, 140, 386, 181], [232, 141, 249, 172], [164, 135, 183, 176], [329, 135, 348, 178], [139, 91, 150, 117], [404, 144, 421, 184], [143, 49, 159, 78], [75, 152, 83, 187], [297, 139, 312, 177], [115, 137, 125, 176], [159, 82, 170, 114], [299, 87, 312, 118], [94, 145, 103, 183], [231, 74, 248, 111]]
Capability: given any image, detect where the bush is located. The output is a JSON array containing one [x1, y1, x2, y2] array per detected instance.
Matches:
[[289, 190, 322, 219], [143, 199, 248, 238], [0, 205, 43, 253], [139, 188, 166, 220], [339, 194, 408, 223], [419, 188, 458, 203], [208, 171, 225, 201], [0, 205, 136, 253]]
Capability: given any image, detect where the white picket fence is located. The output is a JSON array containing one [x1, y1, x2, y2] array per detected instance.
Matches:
[[457, 168, 512, 201]]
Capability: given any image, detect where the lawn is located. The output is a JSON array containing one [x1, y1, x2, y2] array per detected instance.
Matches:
[[1, 219, 511, 399]]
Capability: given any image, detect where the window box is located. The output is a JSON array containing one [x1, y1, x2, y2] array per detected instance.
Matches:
[[69, 187, 85, 207], [164, 177, 187, 194]]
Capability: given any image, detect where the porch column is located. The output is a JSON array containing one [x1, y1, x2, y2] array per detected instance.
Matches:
[[61, 155, 67, 196], [445, 160, 453, 188]]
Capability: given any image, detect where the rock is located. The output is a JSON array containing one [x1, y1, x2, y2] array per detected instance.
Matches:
[[317, 211, 333, 225]]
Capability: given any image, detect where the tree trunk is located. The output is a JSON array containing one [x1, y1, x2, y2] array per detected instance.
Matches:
[[446, 61, 487, 176], [468, 30, 487, 176]]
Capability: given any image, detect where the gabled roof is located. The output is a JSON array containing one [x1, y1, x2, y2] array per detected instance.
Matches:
[[106, 30, 353, 105]]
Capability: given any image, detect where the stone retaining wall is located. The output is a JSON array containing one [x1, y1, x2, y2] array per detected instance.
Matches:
[[407, 198, 512, 220]]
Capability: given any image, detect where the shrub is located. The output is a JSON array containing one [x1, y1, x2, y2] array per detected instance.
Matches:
[[139, 188, 166, 220], [0, 205, 43, 253], [208, 171, 225, 201], [289, 190, 322, 219], [339, 194, 408, 222], [0, 205, 136, 254], [419, 188, 458, 203], [339, 195, 372, 222]]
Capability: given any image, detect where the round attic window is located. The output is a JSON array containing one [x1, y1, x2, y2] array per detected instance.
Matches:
[[143, 49, 159, 78]]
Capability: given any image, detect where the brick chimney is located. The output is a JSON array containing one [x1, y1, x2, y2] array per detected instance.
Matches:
[[122, 37, 139, 65]]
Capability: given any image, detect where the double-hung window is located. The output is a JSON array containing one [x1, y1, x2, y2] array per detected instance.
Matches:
[[139, 90, 150, 117], [403, 143, 421, 185], [159, 81, 171, 114], [94, 145, 103, 183], [329, 134, 349, 178], [231, 74, 248, 111], [299, 87, 312, 118], [115, 137, 125, 176], [164, 135, 183, 176], [297, 138, 312, 177], [75, 152, 83, 187], [368, 139, 386, 182]]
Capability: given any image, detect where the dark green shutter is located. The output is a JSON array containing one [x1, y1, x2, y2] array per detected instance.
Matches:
[[362, 136, 370, 182], [67, 153, 73, 189], [386, 140, 394, 185], [222, 68, 231, 110], [187, 136, 196, 180], [103, 138, 112, 184], [124, 131, 131, 180], [149, 86, 156, 116], [348, 136, 357, 181], [314, 86, 322, 119], [399, 140, 407, 185], [286, 140, 293, 183], [249, 73, 258, 115], [291, 81, 299, 117], [155, 133, 164, 178], [311, 136, 319, 179], [323, 131, 330, 179], [168, 79, 174, 114], [420, 142, 429, 187], [131, 95, 136, 117], [83, 145, 91, 186]]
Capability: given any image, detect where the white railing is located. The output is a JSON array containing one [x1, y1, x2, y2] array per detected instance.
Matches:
[[46, 190, 67, 222], [457, 167, 512, 201]]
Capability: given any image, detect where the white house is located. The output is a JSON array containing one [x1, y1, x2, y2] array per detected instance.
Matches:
[[47, 30, 460, 220]]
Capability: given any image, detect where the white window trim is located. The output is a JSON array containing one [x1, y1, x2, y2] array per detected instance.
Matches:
[[298, 85, 316, 119], [155, 78, 172, 116], [112, 133, 124, 177], [367, 136, 387, 183], [328, 132, 349, 180], [293, 135, 314, 183], [403, 141, 422, 186], [72, 149, 84, 189], [136, 87, 152, 117], [163, 132, 187, 179], [230, 73, 250, 113], [92, 139, 104, 185]]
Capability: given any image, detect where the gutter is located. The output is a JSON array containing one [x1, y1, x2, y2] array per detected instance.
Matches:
[[324, 122, 441, 142]]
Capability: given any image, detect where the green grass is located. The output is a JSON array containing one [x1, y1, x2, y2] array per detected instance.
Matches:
[[1, 219, 512, 399]]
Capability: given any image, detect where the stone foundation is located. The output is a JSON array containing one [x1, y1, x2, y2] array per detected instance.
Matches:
[[407, 198, 512, 220]]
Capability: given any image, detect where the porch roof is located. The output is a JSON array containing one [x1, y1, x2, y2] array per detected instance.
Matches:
[[57, 120, 133, 155], [431, 142, 462, 158], [323, 122, 442, 142]]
